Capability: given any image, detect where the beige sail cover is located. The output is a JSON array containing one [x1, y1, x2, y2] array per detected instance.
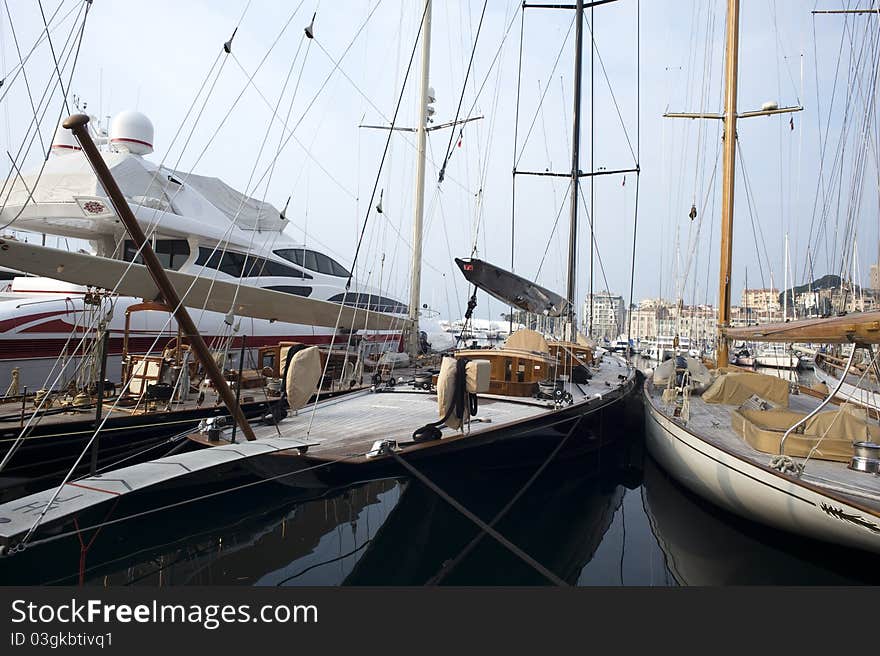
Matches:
[[0, 238, 405, 330], [702, 371, 790, 407], [285, 346, 322, 411], [505, 328, 549, 354], [731, 407, 878, 462], [652, 356, 714, 391], [437, 357, 465, 430], [466, 359, 491, 394]]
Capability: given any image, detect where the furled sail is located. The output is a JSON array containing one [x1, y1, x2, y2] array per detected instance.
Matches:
[[454, 258, 568, 317], [0, 238, 406, 331], [723, 312, 880, 344]]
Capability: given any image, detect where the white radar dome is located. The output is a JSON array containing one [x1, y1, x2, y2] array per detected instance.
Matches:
[[109, 110, 154, 155], [51, 121, 81, 154]]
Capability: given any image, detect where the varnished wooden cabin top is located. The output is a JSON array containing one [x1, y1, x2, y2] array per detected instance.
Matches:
[[454, 347, 555, 398]]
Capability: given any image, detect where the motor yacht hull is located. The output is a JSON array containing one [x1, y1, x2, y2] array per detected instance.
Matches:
[[0, 292, 399, 390]]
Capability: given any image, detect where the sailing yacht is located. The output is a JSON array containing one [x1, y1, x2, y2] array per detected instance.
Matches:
[[0, 112, 409, 388], [812, 349, 880, 414], [643, 335, 689, 362], [190, 0, 640, 488], [754, 343, 800, 370], [0, 0, 641, 555], [643, 0, 880, 555]]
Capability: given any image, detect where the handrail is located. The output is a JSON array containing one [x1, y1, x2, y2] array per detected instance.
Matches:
[[779, 345, 858, 457]]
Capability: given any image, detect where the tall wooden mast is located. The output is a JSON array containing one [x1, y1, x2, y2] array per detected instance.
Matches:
[[566, 0, 585, 335], [665, 1, 802, 367], [716, 0, 740, 369]]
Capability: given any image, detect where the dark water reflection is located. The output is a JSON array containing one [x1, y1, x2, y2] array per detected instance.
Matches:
[[2, 425, 878, 586]]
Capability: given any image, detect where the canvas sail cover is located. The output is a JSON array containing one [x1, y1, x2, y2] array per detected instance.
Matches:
[[454, 258, 568, 317], [0, 237, 405, 330], [505, 328, 550, 354], [285, 346, 322, 411], [731, 407, 877, 462], [167, 169, 286, 232], [702, 371, 791, 407], [1, 151, 175, 209], [652, 356, 713, 391], [0, 150, 287, 233]]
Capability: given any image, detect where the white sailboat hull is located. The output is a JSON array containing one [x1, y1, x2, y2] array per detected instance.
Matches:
[[754, 353, 799, 369], [643, 387, 880, 554], [813, 359, 880, 413]]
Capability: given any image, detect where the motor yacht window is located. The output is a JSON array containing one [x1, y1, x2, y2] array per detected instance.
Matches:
[[123, 239, 190, 270], [195, 248, 312, 279], [304, 250, 318, 272], [264, 285, 312, 297], [327, 293, 407, 313], [274, 248, 351, 278]]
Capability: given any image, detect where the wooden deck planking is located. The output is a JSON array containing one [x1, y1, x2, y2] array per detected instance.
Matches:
[[255, 352, 631, 460]]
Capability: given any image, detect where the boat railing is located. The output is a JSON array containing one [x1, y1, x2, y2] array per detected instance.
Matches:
[[779, 346, 858, 459]]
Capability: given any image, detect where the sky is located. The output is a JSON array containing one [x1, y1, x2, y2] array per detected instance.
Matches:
[[1, 0, 878, 324]]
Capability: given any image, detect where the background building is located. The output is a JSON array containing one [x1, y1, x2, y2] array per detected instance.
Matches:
[[583, 291, 625, 341], [741, 288, 780, 314]]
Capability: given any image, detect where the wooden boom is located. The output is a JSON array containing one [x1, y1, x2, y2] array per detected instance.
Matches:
[[724, 311, 880, 344]]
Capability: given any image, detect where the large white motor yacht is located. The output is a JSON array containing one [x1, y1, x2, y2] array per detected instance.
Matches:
[[0, 111, 410, 387]]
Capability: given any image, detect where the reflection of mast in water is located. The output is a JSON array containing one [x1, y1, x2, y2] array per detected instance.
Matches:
[[344, 463, 625, 586], [640, 459, 880, 585]]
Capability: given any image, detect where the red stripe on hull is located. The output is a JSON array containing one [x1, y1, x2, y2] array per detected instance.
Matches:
[[21, 319, 86, 333], [0, 310, 71, 333]]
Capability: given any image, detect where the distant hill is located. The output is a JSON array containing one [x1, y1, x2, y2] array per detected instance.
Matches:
[[778, 274, 862, 306]]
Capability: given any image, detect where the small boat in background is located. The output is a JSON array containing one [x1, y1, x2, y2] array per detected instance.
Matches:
[[729, 347, 756, 368], [754, 343, 799, 370]]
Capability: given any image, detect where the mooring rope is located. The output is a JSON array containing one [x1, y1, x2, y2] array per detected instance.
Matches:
[[426, 413, 586, 585], [389, 451, 567, 586]]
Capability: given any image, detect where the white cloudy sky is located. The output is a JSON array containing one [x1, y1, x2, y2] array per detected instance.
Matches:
[[1, 0, 877, 322]]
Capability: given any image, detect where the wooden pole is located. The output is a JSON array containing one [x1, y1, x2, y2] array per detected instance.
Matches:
[[63, 113, 257, 441], [90, 329, 110, 474], [230, 335, 247, 444], [716, 0, 740, 369]]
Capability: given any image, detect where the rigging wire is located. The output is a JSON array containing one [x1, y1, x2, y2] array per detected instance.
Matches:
[[3, 0, 47, 155], [514, 13, 575, 169], [345, 1, 429, 291], [437, 0, 487, 183], [37, 0, 70, 116], [0, 0, 88, 223], [0, 0, 78, 105]]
